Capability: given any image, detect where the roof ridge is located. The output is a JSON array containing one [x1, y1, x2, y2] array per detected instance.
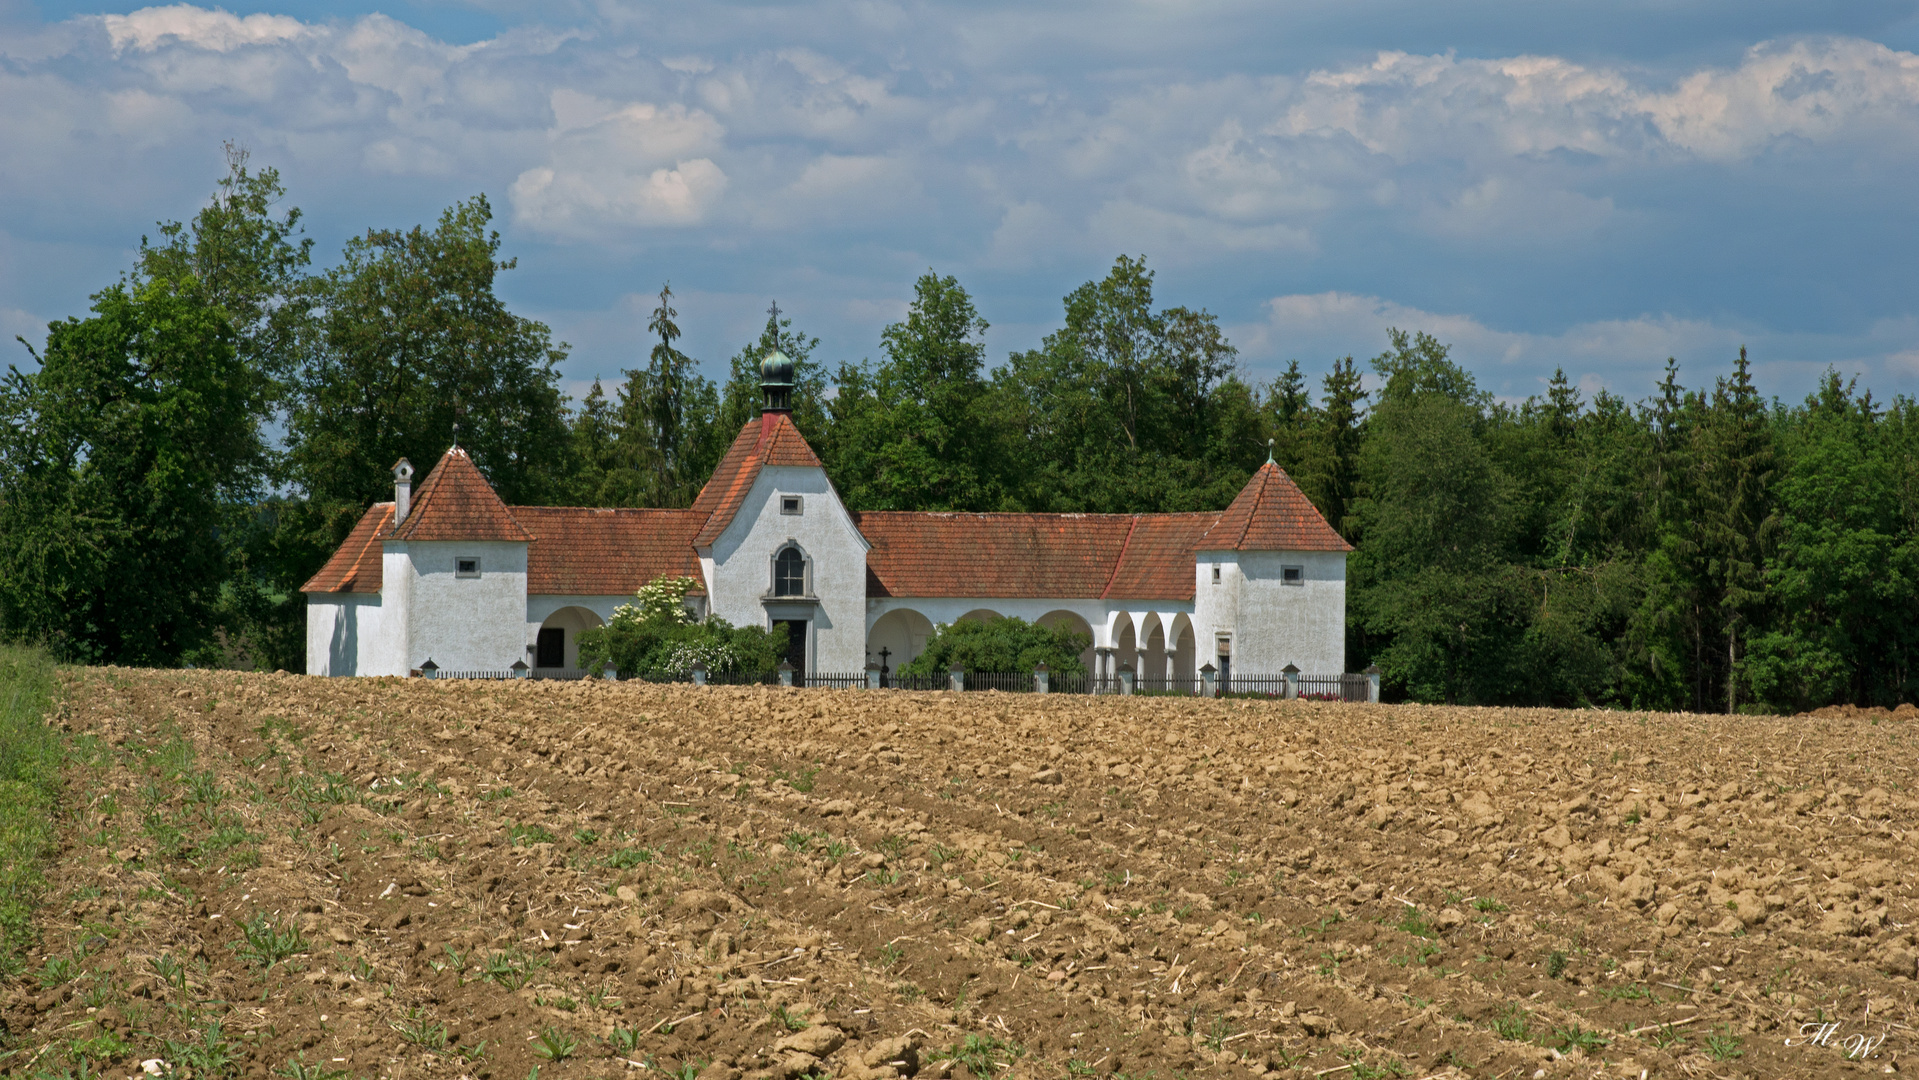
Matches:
[[389, 447, 531, 542], [1238, 463, 1274, 548], [1098, 515, 1142, 601]]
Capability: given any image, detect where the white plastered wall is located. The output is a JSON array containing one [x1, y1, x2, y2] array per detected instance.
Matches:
[[702, 465, 870, 673], [390, 539, 529, 673], [305, 594, 386, 676], [1194, 549, 1346, 675]]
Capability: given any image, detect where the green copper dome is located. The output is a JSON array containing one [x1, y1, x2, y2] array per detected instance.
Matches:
[[760, 348, 795, 386]]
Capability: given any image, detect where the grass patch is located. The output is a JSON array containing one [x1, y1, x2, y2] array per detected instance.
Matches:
[[933, 1034, 1021, 1080], [0, 645, 62, 974]]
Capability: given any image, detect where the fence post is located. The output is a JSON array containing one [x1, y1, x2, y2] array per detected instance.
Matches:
[[949, 664, 965, 692], [1282, 663, 1299, 700], [1365, 664, 1381, 703], [1199, 662, 1216, 698], [1119, 664, 1134, 696], [1034, 662, 1049, 695], [691, 661, 708, 687], [866, 660, 881, 689]]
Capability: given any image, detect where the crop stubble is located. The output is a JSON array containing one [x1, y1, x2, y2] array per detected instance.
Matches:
[[14, 670, 1919, 1079]]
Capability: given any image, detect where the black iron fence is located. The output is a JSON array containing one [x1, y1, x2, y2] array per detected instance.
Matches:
[[1137, 676, 1203, 695], [1217, 673, 1371, 701], [810, 672, 870, 690], [1300, 674, 1372, 702], [410, 665, 1374, 700]]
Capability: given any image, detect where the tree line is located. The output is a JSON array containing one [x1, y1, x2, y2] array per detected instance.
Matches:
[[3, 153, 1915, 713]]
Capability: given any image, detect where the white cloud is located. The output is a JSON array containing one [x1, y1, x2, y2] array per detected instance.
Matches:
[[1089, 200, 1315, 258], [1419, 177, 1615, 243], [101, 5, 308, 53], [6, 5, 1919, 398], [1643, 39, 1919, 159], [1246, 291, 1919, 402], [509, 96, 729, 233]]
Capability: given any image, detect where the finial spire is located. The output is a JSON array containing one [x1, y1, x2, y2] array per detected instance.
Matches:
[[767, 299, 782, 351], [1266, 437, 1275, 465]]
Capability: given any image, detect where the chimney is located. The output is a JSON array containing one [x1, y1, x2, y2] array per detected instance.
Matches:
[[392, 458, 415, 524]]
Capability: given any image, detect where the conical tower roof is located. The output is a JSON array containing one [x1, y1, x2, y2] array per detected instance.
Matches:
[[386, 447, 531, 542], [1196, 461, 1350, 552]]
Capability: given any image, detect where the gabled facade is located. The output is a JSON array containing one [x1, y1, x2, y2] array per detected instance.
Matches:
[[304, 353, 1353, 679]]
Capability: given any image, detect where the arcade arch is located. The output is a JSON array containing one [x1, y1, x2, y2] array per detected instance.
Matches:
[[867, 608, 935, 677], [1037, 610, 1097, 675], [535, 606, 604, 670]]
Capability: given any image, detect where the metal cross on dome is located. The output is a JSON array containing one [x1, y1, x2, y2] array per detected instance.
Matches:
[[767, 299, 783, 351]]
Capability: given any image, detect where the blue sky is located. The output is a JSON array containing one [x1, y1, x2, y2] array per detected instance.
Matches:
[[5, 1, 1919, 407]]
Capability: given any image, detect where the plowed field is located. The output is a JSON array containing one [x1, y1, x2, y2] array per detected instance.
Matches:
[[13, 670, 1919, 1080]]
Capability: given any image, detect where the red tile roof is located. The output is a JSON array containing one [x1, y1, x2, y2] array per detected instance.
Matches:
[[859, 512, 1172, 600], [1102, 513, 1223, 600], [305, 431, 1349, 603], [302, 503, 394, 594], [387, 448, 531, 542], [514, 507, 707, 596], [690, 413, 823, 549], [1197, 462, 1352, 552]]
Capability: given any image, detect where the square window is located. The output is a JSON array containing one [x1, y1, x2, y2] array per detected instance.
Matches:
[[781, 495, 803, 515], [1282, 565, 1304, 585], [455, 557, 481, 578]]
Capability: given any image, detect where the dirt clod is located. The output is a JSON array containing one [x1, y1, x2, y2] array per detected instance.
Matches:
[[20, 671, 1919, 1080]]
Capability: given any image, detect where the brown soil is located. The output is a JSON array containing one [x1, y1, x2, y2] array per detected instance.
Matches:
[[13, 671, 1919, 1080]]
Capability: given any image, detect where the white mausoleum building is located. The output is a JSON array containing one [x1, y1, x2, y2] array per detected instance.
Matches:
[[304, 354, 1353, 681]]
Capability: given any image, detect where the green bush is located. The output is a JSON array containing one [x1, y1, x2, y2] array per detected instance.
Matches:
[[900, 615, 1089, 676], [0, 644, 61, 972], [575, 576, 787, 676]]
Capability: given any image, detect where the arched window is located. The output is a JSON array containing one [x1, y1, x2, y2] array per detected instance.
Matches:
[[774, 547, 806, 597]]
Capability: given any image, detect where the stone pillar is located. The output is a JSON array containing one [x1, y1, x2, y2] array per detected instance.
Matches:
[[1118, 665, 1135, 696], [691, 661, 708, 687], [1034, 662, 1049, 695], [866, 660, 881, 689], [778, 661, 794, 687], [1163, 648, 1178, 690], [1200, 662, 1216, 698], [1365, 664, 1382, 704], [949, 664, 966, 693], [1282, 663, 1299, 700], [601, 661, 618, 682]]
